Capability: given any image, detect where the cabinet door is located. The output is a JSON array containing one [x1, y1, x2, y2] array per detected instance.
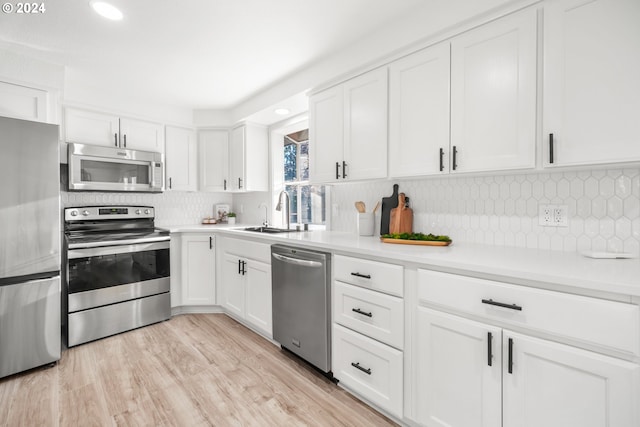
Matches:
[[309, 85, 344, 183], [243, 124, 269, 192], [389, 43, 451, 177], [415, 307, 502, 427], [64, 108, 120, 147], [229, 126, 245, 191], [450, 8, 536, 173], [543, 0, 640, 166], [165, 126, 197, 191], [343, 67, 388, 181], [0, 81, 49, 123], [245, 259, 272, 337], [181, 235, 216, 305], [503, 331, 639, 427], [199, 129, 229, 192], [221, 253, 245, 318], [119, 118, 165, 152]]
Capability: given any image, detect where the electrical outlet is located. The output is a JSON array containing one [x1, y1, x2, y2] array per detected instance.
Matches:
[[539, 204, 569, 227], [553, 204, 568, 227], [538, 204, 553, 226]]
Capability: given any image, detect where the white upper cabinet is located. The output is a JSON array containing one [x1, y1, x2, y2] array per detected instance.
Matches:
[[309, 85, 344, 183], [229, 124, 268, 192], [389, 42, 451, 177], [343, 67, 388, 181], [119, 117, 165, 152], [64, 107, 164, 152], [165, 126, 197, 192], [199, 129, 229, 192], [543, 0, 640, 167], [309, 67, 387, 183], [0, 81, 50, 123], [450, 8, 537, 173]]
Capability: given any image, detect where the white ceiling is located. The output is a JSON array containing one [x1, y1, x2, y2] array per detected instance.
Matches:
[[0, 0, 427, 112]]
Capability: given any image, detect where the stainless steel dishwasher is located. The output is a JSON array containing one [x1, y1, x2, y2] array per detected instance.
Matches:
[[271, 244, 332, 374]]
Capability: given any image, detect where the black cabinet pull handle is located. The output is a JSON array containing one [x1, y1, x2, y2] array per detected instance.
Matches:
[[350, 272, 371, 279], [452, 146, 458, 170], [238, 177, 243, 189], [209, 236, 213, 250], [549, 133, 554, 164], [238, 259, 242, 275], [482, 299, 522, 311], [351, 362, 371, 375], [335, 162, 340, 180], [487, 332, 493, 366], [439, 147, 444, 172], [123, 134, 127, 148], [508, 337, 514, 374], [242, 260, 247, 275], [342, 161, 347, 179], [169, 177, 172, 189], [223, 179, 227, 191], [114, 133, 118, 147], [352, 308, 373, 318]]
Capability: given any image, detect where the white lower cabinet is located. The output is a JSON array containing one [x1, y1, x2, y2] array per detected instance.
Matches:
[[332, 255, 404, 419], [218, 237, 272, 337], [413, 269, 640, 427], [332, 324, 403, 419], [180, 234, 216, 306]]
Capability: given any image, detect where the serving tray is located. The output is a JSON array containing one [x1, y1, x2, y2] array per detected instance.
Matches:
[[380, 238, 451, 246]]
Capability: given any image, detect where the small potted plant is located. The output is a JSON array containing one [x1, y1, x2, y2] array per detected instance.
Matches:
[[227, 212, 236, 225]]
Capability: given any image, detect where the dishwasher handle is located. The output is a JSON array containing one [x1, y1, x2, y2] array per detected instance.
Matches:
[[272, 252, 324, 268]]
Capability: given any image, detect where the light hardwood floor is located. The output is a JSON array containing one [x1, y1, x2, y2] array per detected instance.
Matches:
[[0, 314, 397, 426]]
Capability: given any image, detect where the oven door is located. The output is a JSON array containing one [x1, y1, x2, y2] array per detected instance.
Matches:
[[66, 240, 170, 312]]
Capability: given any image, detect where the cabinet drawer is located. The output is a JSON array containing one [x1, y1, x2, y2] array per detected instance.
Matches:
[[220, 237, 270, 263], [334, 255, 403, 297], [332, 324, 403, 418], [418, 269, 640, 356], [334, 281, 404, 349]]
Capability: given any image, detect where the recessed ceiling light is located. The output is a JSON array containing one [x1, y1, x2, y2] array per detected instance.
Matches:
[[90, 1, 123, 20], [274, 108, 290, 115]]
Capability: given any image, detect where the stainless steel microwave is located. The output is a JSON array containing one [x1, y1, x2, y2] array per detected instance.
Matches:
[[68, 143, 164, 192]]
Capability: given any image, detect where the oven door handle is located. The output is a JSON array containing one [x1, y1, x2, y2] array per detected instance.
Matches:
[[68, 240, 170, 259], [67, 236, 170, 250]]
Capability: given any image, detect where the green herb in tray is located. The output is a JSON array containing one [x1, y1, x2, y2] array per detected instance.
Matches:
[[381, 232, 452, 242]]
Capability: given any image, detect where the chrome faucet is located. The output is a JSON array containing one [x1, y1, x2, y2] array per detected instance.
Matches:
[[275, 190, 290, 230]]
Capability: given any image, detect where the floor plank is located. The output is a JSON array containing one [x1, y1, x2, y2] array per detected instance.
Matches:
[[0, 313, 397, 426]]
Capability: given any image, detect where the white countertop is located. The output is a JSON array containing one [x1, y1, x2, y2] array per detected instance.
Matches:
[[166, 224, 640, 298]]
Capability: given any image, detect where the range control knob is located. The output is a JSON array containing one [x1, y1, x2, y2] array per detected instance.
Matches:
[[135, 209, 142, 215], [82, 210, 90, 216], [70, 210, 78, 217], [144, 209, 151, 215]]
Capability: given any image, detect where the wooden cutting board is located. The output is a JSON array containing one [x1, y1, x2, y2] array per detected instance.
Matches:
[[380, 184, 399, 235], [389, 193, 413, 234]]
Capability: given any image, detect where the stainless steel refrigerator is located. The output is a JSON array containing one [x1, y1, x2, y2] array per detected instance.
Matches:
[[0, 116, 61, 379]]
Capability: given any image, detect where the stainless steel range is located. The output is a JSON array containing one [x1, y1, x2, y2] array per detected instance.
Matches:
[[63, 206, 171, 347]]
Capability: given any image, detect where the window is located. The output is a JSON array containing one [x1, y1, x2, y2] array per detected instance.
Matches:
[[282, 129, 326, 226]]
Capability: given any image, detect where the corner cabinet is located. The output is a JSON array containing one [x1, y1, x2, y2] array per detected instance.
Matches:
[[309, 67, 388, 183], [543, 0, 640, 167], [218, 237, 272, 337], [180, 234, 216, 306], [199, 129, 230, 192], [411, 269, 640, 427], [64, 107, 164, 152], [449, 7, 537, 173], [165, 126, 197, 191], [229, 124, 268, 192]]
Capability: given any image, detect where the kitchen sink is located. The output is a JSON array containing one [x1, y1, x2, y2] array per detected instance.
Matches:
[[243, 226, 302, 233]]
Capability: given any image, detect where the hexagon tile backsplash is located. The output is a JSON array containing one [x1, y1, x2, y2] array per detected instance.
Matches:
[[331, 168, 640, 256]]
